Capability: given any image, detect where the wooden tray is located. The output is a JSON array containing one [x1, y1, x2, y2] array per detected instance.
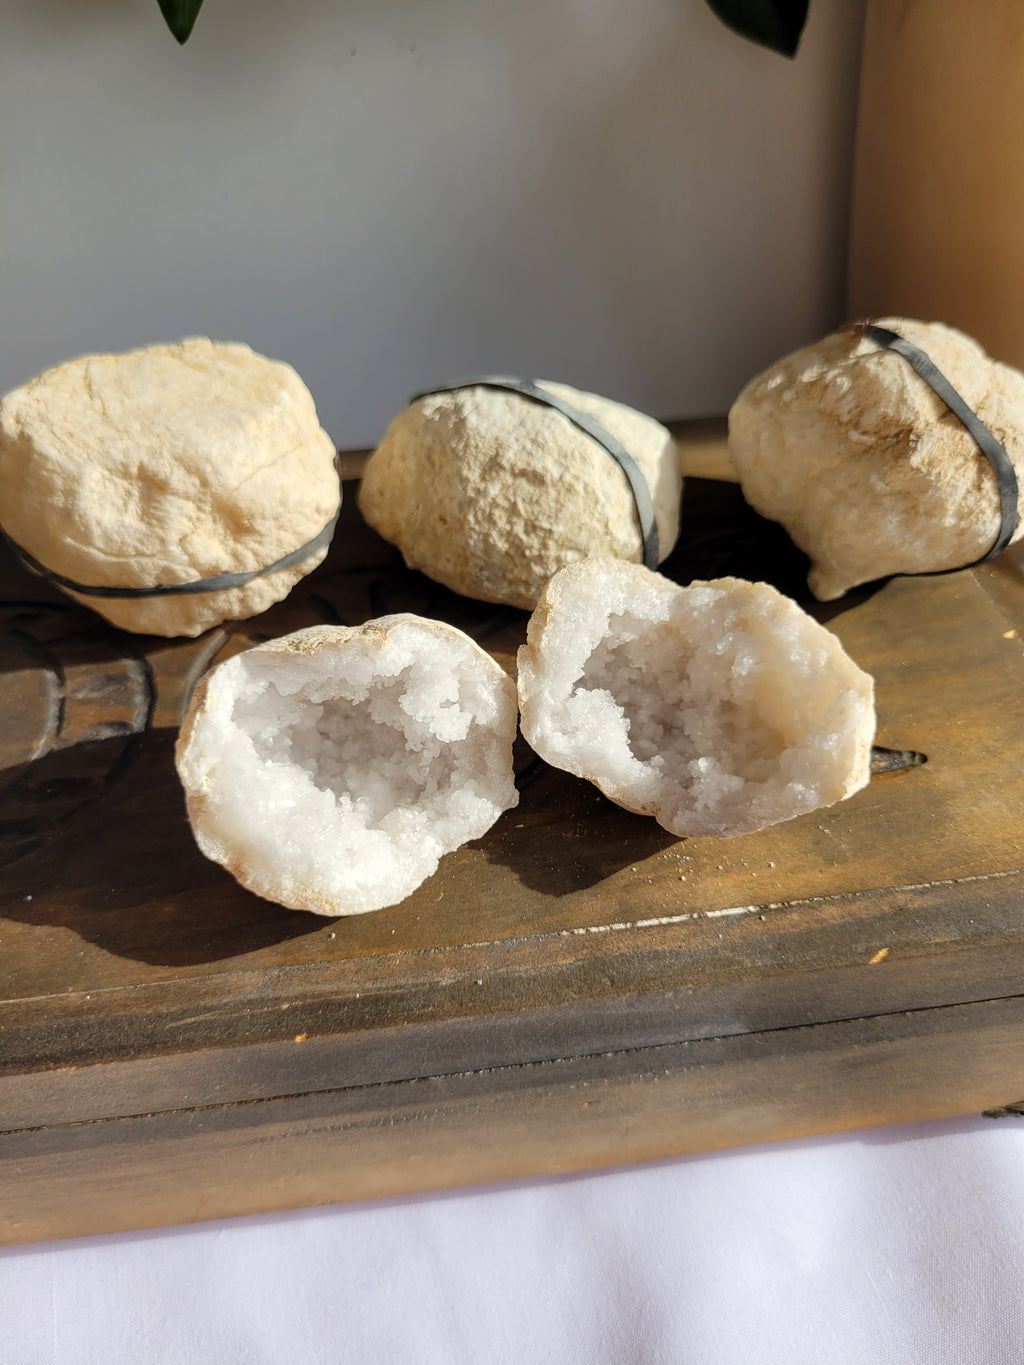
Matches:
[[3, 432, 1024, 1245]]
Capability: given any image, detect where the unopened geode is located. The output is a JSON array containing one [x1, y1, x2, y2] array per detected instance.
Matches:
[[516, 560, 875, 838], [728, 317, 1024, 599], [358, 381, 681, 609], [0, 338, 340, 636], [176, 617, 519, 916]]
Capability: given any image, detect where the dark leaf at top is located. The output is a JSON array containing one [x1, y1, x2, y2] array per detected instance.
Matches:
[[704, 0, 810, 58], [157, 0, 204, 45]]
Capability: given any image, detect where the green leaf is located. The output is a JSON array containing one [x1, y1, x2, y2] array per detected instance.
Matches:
[[704, 0, 810, 58], [157, 0, 204, 44]]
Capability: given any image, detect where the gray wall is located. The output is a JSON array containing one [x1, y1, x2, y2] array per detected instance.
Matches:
[[0, 0, 864, 447]]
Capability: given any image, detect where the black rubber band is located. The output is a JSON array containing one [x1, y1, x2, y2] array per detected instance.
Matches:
[[861, 324, 1019, 566], [1, 461, 341, 600], [411, 376, 660, 569]]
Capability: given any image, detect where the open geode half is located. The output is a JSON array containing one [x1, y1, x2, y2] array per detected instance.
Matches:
[[516, 560, 875, 838], [176, 617, 519, 916]]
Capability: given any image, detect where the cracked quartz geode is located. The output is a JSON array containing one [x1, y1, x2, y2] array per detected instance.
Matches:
[[176, 616, 520, 916], [516, 559, 875, 838], [0, 338, 340, 636], [728, 317, 1024, 599]]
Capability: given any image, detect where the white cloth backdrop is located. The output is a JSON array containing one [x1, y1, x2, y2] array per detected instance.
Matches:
[[3, 1115, 1023, 1364]]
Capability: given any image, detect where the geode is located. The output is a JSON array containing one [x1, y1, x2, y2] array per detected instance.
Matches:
[[516, 559, 875, 838], [176, 617, 519, 915], [728, 317, 1024, 599]]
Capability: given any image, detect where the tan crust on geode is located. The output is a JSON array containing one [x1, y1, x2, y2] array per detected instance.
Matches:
[[0, 338, 340, 636], [176, 616, 519, 917], [517, 559, 875, 838], [358, 381, 681, 610], [728, 317, 1024, 600]]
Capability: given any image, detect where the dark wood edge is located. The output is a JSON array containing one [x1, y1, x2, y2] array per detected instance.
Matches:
[[5, 994, 1024, 1247], [5, 865, 1024, 1066], [4, 866, 1024, 1128]]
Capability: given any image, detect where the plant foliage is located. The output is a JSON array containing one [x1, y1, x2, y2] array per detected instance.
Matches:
[[155, 0, 808, 55], [704, 0, 809, 58], [157, 0, 204, 45]]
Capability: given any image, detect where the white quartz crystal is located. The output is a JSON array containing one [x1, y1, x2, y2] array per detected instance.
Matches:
[[517, 560, 875, 837], [176, 616, 519, 916]]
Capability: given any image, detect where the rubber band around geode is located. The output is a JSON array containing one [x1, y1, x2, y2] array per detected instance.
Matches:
[[410, 376, 661, 569], [1, 458, 342, 600], [860, 323, 1020, 567]]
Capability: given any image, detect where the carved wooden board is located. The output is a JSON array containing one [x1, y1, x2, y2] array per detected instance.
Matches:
[[3, 433, 1024, 1244]]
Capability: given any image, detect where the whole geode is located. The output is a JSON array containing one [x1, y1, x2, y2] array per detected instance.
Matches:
[[358, 381, 681, 610], [0, 338, 340, 636], [728, 317, 1024, 600]]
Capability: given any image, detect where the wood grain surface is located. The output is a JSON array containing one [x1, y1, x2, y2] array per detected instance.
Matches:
[[3, 423, 1024, 1244]]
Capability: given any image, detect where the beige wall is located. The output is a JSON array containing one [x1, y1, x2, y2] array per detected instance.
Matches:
[[850, 0, 1024, 371]]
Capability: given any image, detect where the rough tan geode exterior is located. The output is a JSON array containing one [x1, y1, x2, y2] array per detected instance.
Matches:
[[0, 338, 339, 636], [728, 317, 1024, 599], [358, 381, 681, 609]]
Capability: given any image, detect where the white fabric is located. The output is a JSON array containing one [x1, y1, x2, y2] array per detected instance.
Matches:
[[3, 1116, 1023, 1364]]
